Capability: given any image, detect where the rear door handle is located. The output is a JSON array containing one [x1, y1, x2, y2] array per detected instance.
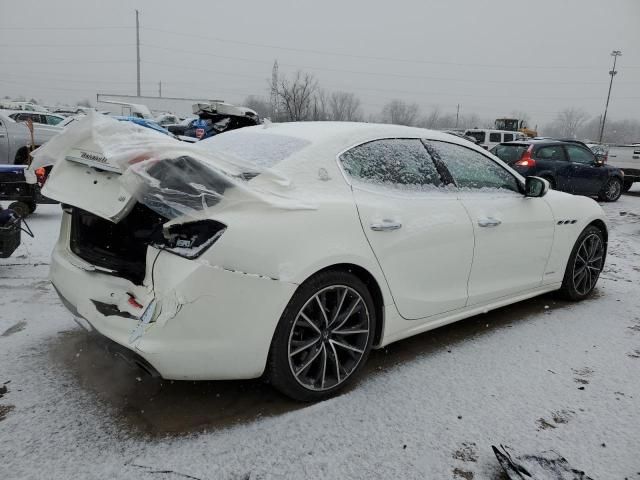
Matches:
[[478, 217, 502, 228], [370, 220, 402, 231]]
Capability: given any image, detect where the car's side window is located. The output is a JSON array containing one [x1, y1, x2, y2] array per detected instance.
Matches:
[[534, 145, 566, 161], [565, 145, 596, 164], [340, 139, 443, 188], [503, 133, 514, 142], [425, 140, 521, 192], [47, 115, 63, 125], [489, 132, 501, 143]]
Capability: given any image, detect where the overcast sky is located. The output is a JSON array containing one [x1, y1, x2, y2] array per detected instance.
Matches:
[[1, 0, 639, 126]]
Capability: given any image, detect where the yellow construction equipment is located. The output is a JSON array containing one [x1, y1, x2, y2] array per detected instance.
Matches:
[[495, 118, 538, 138]]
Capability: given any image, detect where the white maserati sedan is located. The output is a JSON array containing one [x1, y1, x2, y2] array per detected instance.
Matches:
[[33, 115, 608, 401]]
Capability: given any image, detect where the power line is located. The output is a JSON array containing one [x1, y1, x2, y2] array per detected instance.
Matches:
[[0, 25, 133, 31], [0, 43, 131, 48], [1, 72, 148, 85], [141, 26, 640, 70], [0, 59, 134, 65], [140, 43, 637, 87], [141, 60, 640, 102], [0, 78, 131, 93]]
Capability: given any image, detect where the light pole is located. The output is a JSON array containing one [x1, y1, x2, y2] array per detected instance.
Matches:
[[598, 50, 622, 143], [136, 10, 141, 97]]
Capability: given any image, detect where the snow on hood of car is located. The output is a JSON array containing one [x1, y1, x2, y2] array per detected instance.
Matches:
[[28, 112, 316, 221]]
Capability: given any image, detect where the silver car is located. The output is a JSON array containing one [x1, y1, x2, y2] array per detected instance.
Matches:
[[0, 112, 62, 164]]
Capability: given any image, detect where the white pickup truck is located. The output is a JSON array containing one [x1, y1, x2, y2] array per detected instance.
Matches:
[[0, 112, 62, 164], [608, 144, 640, 192]]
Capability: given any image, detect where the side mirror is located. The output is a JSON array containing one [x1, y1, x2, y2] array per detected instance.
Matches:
[[594, 158, 605, 166], [524, 176, 549, 197]]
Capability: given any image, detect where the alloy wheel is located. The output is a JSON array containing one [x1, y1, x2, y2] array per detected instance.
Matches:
[[287, 285, 370, 391], [605, 179, 621, 200], [572, 233, 604, 296]]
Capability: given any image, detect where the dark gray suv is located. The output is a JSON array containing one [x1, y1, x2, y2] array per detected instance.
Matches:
[[491, 139, 625, 202]]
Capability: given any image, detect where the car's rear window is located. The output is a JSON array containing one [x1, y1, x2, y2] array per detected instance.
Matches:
[[491, 144, 529, 164], [199, 131, 311, 169], [465, 131, 486, 143]]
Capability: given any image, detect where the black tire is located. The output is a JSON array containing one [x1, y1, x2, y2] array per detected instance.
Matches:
[[557, 225, 606, 301], [267, 270, 377, 402], [7, 201, 32, 217], [622, 180, 633, 193], [598, 177, 622, 202]]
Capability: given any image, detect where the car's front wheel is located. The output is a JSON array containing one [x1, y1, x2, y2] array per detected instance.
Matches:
[[267, 270, 376, 401], [558, 225, 606, 301], [598, 177, 622, 202]]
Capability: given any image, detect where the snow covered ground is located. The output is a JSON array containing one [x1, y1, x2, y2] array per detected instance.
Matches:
[[1, 189, 639, 479]]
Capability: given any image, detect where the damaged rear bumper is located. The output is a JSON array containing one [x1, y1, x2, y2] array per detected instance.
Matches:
[[51, 237, 298, 381]]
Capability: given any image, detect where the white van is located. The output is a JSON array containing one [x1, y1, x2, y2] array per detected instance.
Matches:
[[464, 129, 525, 150]]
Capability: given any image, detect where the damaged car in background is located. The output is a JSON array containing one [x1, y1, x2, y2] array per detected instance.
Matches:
[[29, 114, 609, 401], [176, 102, 260, 140]]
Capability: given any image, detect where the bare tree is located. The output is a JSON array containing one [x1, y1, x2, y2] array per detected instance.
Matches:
[[460, 113, 485, 129], [555, 107, 590, 138], [420, 106, 441, 129], [328, 91, 362, 121], [380, 99, 420, 126], [275, 71, 318, 121], [310, 89, 329, 121], [243, 95, 271, 118]]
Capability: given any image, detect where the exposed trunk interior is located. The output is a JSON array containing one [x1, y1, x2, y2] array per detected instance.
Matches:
[[70, 204, 168, 284]]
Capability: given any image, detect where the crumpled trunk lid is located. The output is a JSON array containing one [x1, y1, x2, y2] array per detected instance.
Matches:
[[28, 112, 306, 223]]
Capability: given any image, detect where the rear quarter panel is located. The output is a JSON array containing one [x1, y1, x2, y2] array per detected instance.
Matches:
[[199, 198, 394, 306]]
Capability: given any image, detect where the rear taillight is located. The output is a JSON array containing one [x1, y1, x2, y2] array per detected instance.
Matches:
[[156, 219, 226, 259], [35, 167, 46, 186], [515, 146, 536, 167]]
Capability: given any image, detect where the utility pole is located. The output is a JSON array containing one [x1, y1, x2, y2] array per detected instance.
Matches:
[[136, 10, 141, 97], [159, 81, 162, 98], [270, 60, 279, 120], [455, 104, 460, 128], [598, 50, 622, 143]]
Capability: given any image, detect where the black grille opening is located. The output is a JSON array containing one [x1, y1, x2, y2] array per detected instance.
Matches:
[[70, 204, 168, 284]]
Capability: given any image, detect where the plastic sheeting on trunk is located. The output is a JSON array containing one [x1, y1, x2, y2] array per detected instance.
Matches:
[[28, 113, 315, 221]]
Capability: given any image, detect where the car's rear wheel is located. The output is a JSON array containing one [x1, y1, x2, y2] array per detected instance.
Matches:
[[267, 270, 376, 401], [558, 225, 606, 301], [598, 177, 622, 202], [8, 201, 36, 217]]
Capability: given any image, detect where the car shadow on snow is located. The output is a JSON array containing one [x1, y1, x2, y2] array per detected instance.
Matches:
[[47, 291, 585, 438]]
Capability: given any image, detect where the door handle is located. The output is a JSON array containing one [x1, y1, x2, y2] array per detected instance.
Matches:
[[478, 217, 502, 228], [370, 220, 402, 231]]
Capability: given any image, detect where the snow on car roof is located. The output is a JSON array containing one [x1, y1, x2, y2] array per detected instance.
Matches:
[[30, 114, 479, 222], [241, 121, 455, 147]]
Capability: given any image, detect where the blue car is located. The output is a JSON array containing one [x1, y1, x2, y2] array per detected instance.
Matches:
[[491, 139, 625, 202], [114, 116, 175, 136]]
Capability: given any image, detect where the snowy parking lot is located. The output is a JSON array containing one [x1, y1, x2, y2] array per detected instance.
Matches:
[[1, 188, 639, 479]]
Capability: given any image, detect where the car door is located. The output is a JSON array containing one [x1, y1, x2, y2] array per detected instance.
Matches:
[[0, 118, 8, 163], [340, 138, 474, 320], [564, 144, 604, 194], [425, 140, 555, 306]]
